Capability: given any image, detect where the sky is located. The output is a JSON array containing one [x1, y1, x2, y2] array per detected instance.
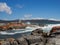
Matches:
[[0, 0, 60, 20]]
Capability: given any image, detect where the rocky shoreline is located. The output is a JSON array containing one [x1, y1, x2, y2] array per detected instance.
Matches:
[[0, 29, 60, 45], [0, 35, 45, 45]]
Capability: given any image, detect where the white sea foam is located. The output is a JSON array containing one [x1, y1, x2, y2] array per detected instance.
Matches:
[[41, 24, 60, 33], [0, 24, 60, 35], [0, 28, 36, 35], [0, 31, 15, 35]]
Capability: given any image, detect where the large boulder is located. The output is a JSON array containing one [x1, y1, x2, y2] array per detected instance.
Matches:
[[46, 38, 55, 45], [16, 37, 28, 45], [6, 38, 18, 45], [54, 36, 60, 45], [24, 35, 44, 45], [0, 40, 10, 45], [31, 28, 43, 36], [3, 41, 10, 45], [30, 42, 44, 45]]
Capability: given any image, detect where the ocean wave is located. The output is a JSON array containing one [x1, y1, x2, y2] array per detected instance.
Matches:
[[0, 29, 35, 35], [0, 31, 15, 35], [0, 25, 52, 35]]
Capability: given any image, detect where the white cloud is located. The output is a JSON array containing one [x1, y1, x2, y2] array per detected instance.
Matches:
[[49, 18, 60, 21], [16, 4, 24, 8], [0, 2, 12, 14], [24, 14, 32, 18], [49, 18, 56, 20], [21, 14, 32, 20]]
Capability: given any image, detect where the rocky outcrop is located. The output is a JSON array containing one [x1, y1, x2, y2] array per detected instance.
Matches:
[[31, 28, 43, 36], [0, 22, 27, 31], [0, 35, 45, 45], [0, 39, 10, 45], [24, 35, 43, 44], [16, 37, 28, 45], [0, 28, 60, 45], [0, 35, 59, 45], [6, 38, 18, 45]]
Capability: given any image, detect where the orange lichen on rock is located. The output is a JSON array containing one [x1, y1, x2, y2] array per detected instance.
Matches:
[[0, 22, 27, 30], [51, 26, 60, 33], [6, 38, 15, 43]]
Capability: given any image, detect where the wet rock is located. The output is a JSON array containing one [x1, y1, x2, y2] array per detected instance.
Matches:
[[31, 29, 43, 36], [16, 37, 28, 45]]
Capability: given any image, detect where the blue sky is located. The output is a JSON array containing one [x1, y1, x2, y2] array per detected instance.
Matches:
[[0, 0, 60, 20]]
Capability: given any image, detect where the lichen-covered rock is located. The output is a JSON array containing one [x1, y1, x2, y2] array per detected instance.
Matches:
[[16, 37, 28, 45]]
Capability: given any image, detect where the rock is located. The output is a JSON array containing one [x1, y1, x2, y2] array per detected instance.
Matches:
[[39, 42, 44, 45], [55, 35, 60, 38], [0, 40, 10, 45], [6, 38, 18, 45], [24, 35, 43, 44], [16, 37, 28, 45], [11, 41, 18, 45], [30, 42, 44, 45], [46, 43, 54, 45], [6, 38, 15, 43], [46, 37, 60, 45], [30, 43, 39, 45], [31, 28, 43, 36], [46, 38, 55, 45], [3, 41, 10, 45], [55, 37, 60, 45]]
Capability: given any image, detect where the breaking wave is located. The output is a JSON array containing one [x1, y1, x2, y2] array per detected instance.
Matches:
[[0, 28, 36, 35], [1, 24, 60, 35]]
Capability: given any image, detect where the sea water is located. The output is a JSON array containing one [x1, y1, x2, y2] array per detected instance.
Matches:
[[0, 29, 35, 39], [0, 25, 53, 39]]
